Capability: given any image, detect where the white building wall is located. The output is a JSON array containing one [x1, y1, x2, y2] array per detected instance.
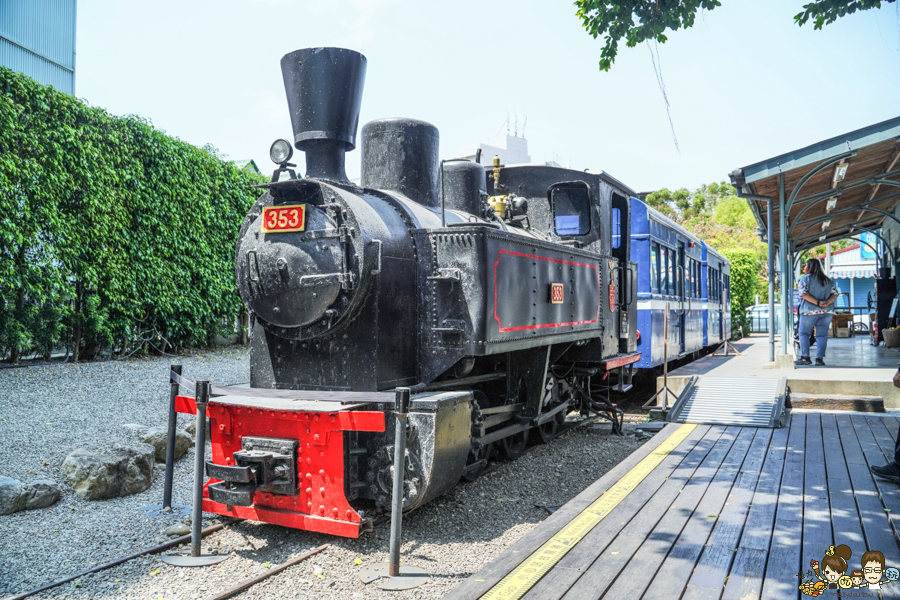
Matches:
[[457, 134, 531, 166]]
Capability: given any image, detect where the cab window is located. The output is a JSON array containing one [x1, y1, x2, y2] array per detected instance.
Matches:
[[550, 182, 591, 236], [612, 207, 621, 249], [651, 243, 659, 293]]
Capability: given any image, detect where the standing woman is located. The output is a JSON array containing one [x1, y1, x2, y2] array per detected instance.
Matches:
[[796, 258, 839, 366]]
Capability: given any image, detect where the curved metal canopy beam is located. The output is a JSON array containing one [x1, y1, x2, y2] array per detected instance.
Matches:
[[795, 228, 895, 266], [791, 189, 900, 233], [794, 207, 900, 247], [786, 151, 856, 214], [794, 217, 883, 250]]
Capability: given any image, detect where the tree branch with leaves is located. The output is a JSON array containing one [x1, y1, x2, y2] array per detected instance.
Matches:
[[575, 0, 897, 71]]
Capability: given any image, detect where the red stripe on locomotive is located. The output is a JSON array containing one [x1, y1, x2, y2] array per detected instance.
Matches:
[[492, 249, 601, 332]]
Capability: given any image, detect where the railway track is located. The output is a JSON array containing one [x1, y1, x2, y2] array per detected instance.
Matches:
[[4, 414, 614, 600]]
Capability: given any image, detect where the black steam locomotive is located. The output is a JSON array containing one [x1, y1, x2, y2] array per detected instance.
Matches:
[[176, 47, 640, 537]]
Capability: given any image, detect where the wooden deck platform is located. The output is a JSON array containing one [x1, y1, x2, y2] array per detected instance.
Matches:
[[444, 413, 900, 600]]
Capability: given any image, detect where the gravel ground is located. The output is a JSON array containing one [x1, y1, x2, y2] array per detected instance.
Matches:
[[0, 347, 648, 600]]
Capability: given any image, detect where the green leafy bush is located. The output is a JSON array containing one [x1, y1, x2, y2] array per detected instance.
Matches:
[[0, 67, 263, 361], [721, 248, 759, 339]]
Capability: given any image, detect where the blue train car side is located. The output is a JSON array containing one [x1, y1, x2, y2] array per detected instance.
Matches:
[[702, 243, 731, 347], [631, 199, 707, 369]]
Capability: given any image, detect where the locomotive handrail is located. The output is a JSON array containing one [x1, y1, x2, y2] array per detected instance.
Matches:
[[169, 370, 395, 404], [446, 221, 502, 229], [370, 239, 382, 275]]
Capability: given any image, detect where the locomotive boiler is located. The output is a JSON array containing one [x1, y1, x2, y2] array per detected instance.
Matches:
[[174, 47, 641, 537]]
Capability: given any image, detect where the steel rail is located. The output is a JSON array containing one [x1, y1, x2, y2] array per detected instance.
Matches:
[[5, 518, 243, 600], [202, 544, 329, 600]]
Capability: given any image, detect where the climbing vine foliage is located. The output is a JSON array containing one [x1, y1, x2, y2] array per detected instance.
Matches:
[[721, 248, 759, 338], [0, 67, 263, 362]]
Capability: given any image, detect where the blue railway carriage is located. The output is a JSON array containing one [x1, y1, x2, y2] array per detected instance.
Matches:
[[702, 243, 731, 347], [630, 199, 706, 369]]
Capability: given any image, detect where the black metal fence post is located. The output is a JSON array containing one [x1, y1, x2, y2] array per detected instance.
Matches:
[[163, 365, 182, 510], [191, 381, 210, 558], [388, 387, 410, 577]]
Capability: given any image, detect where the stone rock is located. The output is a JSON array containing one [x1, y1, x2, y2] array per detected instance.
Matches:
[[165, 522, 191, 536], [61, 444, 155, 500], [182, 418, 211, 439], [121, 423, 149, 434], [0, 476, 61, 515], [138, 426, 192, 462]]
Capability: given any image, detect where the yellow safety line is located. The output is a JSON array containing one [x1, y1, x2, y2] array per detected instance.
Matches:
[[479, 423, 696, 600]]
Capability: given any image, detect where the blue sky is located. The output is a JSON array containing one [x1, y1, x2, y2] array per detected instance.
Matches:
[[75, 0, 900, 192]]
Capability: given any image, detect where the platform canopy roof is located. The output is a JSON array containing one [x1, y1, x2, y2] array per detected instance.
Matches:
[[730, 116, 900, 253]]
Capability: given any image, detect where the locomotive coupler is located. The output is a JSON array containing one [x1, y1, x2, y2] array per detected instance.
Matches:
[[206, 436, 298, 506]]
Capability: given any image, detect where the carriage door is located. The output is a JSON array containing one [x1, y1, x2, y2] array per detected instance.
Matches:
[[611, 193, 635, 354], [677, 242, 686, 354]]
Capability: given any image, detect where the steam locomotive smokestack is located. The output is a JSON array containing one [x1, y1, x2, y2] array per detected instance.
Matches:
[[280, 47, 367, 183]]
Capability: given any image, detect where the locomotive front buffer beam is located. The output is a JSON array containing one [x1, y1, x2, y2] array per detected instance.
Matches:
[[173, 389, 473, 538], [174, 393, 386, 538]]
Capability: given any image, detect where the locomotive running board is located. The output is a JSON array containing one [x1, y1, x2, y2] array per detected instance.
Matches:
[[666, 376, 789, 428]]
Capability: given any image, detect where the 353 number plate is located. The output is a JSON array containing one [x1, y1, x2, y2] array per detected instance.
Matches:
[[261, 204, 305, 233]]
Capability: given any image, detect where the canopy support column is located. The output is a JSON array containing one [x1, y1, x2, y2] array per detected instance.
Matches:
[[779, 173, 789, 355], [767, 197, 775, 362]]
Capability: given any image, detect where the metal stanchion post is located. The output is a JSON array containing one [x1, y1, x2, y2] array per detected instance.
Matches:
[[359, 387, 428, 590], [161, 380, 226, 567], [388, 388, 409, 577], [163, 365, 182, 510], [138, 366, 191, 518], [190, 381, 208, 558]]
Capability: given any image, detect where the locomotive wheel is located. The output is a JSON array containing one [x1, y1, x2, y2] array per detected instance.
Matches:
[[499, 428, 528, 460], [463, 443, 493, 482], [536, 417, 558, 444]]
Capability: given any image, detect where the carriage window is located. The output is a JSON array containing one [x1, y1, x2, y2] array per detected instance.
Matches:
[[550, 183, 591, 236], [689, 260, 695, 298], [667, 249, 676, 295], [686, 260, 692, 298], [612, 207, 621, 249], [651, 243, 659, 293], [692, 261, 698, 297], [659, 248, 666, 294], [695, 262, 701, 297]]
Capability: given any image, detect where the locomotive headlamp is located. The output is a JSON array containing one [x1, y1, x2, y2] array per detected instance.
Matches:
[[270, 139, 294, 164]]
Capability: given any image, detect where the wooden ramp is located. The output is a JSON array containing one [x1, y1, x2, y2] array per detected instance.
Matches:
[[443, 413, 900, 600]]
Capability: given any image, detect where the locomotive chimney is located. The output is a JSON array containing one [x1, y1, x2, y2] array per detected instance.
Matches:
[[361, 118, 440, 209], [280, 47, 367, 183]]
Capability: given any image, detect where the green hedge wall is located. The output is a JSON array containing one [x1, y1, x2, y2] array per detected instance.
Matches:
[[721, 247, 759, 338], [0, 67, 263, 362]]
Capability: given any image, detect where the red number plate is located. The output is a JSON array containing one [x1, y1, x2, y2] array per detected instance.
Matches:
[[550, 283, 564, 304], [609, 284, 617, 309], [261, 204, 306, 233]]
